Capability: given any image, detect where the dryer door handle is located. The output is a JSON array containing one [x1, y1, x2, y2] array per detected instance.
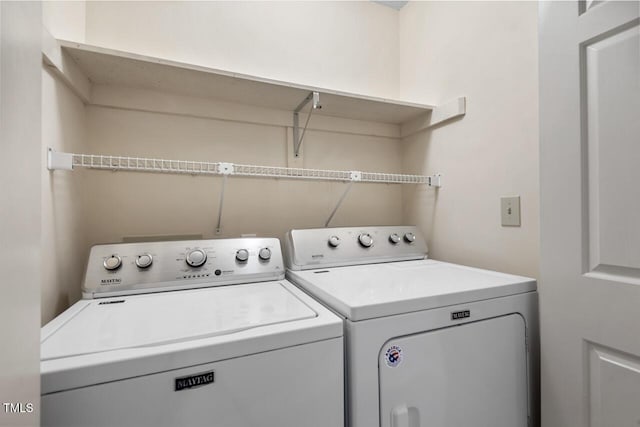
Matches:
[[391, 404, 420, 427]]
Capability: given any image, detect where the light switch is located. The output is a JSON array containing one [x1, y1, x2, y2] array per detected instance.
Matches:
[[501, 196, 521, 227]]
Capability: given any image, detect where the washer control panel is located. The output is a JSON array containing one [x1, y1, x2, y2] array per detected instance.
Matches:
[[83, 238, 283, 298], [285, 226, 428, 270]]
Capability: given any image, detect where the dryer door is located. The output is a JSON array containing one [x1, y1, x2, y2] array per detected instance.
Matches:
[[379, 314, 528, 427]]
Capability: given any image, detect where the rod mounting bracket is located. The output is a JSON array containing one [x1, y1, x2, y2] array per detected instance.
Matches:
[[349, 171, 362, 181], [47, 148, 74, 171], [217, 162, 235, 175], [293, 91, 321, 158], [427, 174, 442, 188]]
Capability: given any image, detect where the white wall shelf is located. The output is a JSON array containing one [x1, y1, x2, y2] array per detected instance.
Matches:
[[47, 39, 437, 125], [42, 32, 466, 143], [43, 35, 452, 232], [47, 148, 443, 187]]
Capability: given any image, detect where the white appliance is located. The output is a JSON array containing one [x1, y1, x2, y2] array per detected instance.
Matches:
[[284, 226, 539, 427], [41, 238, 344, 427]]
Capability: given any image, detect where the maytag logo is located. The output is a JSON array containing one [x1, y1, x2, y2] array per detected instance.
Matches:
[[100, 278, 122, 286], [311, 254, 324, 259], [451, 310, 471, 320], [175, 371, 215, 391]]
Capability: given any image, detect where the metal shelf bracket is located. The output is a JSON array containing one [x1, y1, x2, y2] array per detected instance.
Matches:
[[215, 175, 228, 235], [214, 163, 235, 234], [324, 171, 362, 227], [293, 91, 321, 158]]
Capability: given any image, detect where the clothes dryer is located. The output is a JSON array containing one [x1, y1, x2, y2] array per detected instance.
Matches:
[[285, 226, 538, 427]]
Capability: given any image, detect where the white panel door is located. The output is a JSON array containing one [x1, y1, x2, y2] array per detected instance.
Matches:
[[378, 315, 528, 427], [539, 2, 640, 427]]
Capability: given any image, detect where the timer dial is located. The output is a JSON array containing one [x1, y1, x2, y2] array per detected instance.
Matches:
[[103, 255, 122, 271], [236, 249, 249, 262], [258, 248, 272, 261], [358, 233, 373, 248], [186, 249, 207, 267], [328, 235, 341, 248], [135, 253, 153, 269], [404, 232, 416, 243]]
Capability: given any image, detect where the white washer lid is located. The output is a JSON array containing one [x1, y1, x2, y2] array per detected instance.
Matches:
[[287, 260, 536, 321], [41, 282, 317, 360]]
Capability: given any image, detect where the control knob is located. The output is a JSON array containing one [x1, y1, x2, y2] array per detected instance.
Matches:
[[135, 253, 153, 269], [258, 248, 272, 261], [328, 235, 341, 248], [236, 249, 249, 262], [103, 255, 122, 271], [186, 249, 207, 267], [389, 233, 400, 244], [404, 232, 416, 243], [358, 233, 373, 248]]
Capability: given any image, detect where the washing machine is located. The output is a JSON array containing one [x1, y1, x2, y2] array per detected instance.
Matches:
[[284, 226, 539, 427], [41, 237, 344, 427]]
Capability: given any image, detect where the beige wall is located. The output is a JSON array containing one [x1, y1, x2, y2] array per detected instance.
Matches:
[[40, 1, 404, 323], [41, 2, 89, 325], [82, 99, 403, 247], [40, 1, 541, 326], [41, 67, 88, 324], [85, 1, 400, 98], [1, 2, 42, 425], [42, 0, 85, 41], [399, 1, 540, 278]]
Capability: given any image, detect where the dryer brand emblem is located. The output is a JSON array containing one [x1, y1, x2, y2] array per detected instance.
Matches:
[[451, 310, 471, 320], [100, 278, 122, 286], [384, 345, 403, 368], [175, 371, 215, 391], [98, 300, 125, 305]]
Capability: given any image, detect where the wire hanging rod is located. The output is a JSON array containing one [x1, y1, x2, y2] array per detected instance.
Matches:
[[47, 148, 442, 187]]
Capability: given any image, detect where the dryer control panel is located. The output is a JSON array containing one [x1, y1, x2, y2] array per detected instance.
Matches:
[[83, 238, 284, 298], [285, 226, 428, 270]]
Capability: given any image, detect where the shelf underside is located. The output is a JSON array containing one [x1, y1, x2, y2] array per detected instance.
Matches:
[[60, 41, 434, 125]]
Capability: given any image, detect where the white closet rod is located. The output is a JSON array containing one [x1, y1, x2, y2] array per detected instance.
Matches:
[[47, 149, 443, 187]]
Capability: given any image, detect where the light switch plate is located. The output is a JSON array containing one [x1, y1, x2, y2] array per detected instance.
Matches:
[[501, 196, 521, 227]]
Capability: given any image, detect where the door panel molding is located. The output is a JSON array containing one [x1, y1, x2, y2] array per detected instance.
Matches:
[[579, 0, 605, 16], [587, 341, 640, 427], [578, 2, 639, 41], [580, 22, 640, 280]]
